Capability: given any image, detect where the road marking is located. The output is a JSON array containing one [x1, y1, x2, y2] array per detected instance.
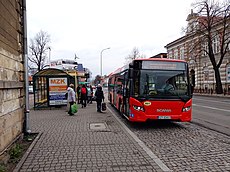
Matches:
[[108, 107, 171, 172], [193, 104, 230, 113], [193, 97, 230, 105]]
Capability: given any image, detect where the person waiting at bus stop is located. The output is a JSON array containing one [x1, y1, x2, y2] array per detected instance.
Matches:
[[80, 84, 88, 108], [95, 84, 104, 113], [67, 84, 76, 116], [162, 79, 174, 91], [87, 85, 93, 104], [76, 85, 81, 104]]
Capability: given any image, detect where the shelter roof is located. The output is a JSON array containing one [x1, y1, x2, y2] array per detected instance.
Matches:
[[33, 68, 70, 77]]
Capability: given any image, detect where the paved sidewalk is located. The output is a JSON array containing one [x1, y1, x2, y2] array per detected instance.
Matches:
[[15, 102, 167, 172]]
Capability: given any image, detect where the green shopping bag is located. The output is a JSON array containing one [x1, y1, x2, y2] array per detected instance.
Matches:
[[71, 103, 78, 114]]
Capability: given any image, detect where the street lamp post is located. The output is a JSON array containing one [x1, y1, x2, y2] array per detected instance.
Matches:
[[100, 47, 110, 76], [48, 47, 51, 66]]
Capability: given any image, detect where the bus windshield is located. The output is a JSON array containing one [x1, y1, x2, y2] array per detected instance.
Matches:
[[133, 69, 190, 100]]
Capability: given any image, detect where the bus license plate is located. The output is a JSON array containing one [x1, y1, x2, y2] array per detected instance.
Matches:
[[158, 116, 171, 119]]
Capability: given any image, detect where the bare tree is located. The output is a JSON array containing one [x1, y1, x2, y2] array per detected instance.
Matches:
[[125, 47, 146, 64], [189, 0, 230, 94], [28, 30, 51, 71]]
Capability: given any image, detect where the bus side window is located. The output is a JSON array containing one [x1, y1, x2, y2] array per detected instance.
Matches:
[[117, 85, 121, 94]]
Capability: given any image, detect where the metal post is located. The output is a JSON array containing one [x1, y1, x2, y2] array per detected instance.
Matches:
[[22, 0, 31, 134], [100, 47, 110, 76], [48, 47, 51, 66]]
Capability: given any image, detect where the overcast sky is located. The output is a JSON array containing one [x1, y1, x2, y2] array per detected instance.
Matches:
[[27, 0, 194, 77]]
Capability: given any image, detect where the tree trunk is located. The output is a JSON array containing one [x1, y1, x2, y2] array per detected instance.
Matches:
[[214, 67, 223, 94]]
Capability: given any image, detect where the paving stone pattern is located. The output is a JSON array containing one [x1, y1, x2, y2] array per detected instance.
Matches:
[[115, 111, 230, 172], [19, 103, 164, 172]]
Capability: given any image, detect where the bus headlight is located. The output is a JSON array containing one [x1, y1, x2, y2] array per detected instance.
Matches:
[[182, 106, 191, 112], [133, 105, 144, 111]]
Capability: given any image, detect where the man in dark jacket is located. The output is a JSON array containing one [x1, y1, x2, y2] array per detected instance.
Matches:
[[95, 84, 104, 112]]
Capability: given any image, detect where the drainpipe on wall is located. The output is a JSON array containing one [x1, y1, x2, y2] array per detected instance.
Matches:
[[22, 0, 31, 134]]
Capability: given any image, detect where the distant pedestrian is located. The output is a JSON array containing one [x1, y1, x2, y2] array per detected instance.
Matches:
[[224, 88, 227, 96], [90, 85, 93, 104], [80, 84, 87, 108], [191, 84, 194, 95], [95, 84, 104, 113], [67, 84, 76, 115], [77, 85, 81, 104], [87, 85, 93, 104], [87, 85, 91, 104]]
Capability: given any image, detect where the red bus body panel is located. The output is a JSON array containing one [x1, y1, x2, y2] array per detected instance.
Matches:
[[128, 97, 192, 122]]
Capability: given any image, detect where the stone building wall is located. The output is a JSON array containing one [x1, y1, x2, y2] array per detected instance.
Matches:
[[0, 0, 25, 159], [165, 11, 230, 93]]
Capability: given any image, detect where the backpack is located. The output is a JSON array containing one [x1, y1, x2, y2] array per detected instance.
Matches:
[[81, 87, 87, 94]]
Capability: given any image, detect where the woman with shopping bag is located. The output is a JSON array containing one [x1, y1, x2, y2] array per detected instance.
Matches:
[[67, 83, 76, 115]]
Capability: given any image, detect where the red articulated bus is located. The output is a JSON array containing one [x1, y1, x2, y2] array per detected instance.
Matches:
[[108, 58, 193, 122]]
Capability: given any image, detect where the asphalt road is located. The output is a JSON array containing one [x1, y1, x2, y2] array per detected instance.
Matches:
[[192, 95, 230, 136], [108, 96, 230, 172]]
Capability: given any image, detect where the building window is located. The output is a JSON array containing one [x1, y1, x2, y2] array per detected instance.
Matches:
[[188, 41, 195, 58], [227, 64, 230, 82], [202, 35, 220, 56], [202, 41, 208, 56], [180, 47, 184, 60], [213, 35, 220, 54], [168, 50, 173, 59], [174, 49, 178, 59], [227, 35, 230, 50], [203, 66, 209, 81]]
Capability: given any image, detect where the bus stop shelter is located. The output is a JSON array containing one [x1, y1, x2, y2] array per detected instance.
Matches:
[[32, 68, 75, 109]]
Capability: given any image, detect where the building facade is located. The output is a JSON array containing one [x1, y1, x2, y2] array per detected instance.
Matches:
[[0, 0, 25, 160], [165, 10, 230, 94]]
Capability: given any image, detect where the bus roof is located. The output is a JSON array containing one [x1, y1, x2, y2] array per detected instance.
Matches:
[[134, 58, 187, 63], [109, 58, 187, 76]]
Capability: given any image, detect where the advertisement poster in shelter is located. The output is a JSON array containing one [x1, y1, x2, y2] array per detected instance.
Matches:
[[49, 77, 68, 105]]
